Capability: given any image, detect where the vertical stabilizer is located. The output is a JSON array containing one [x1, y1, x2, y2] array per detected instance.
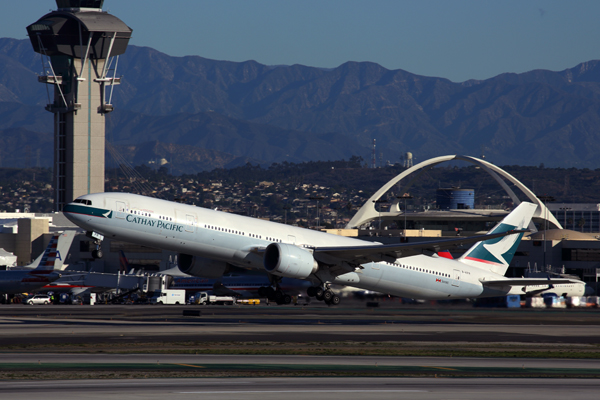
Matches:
[[119, 250, 130, 273], [458, 202, 537, 275], [31, 230, 76, 272]]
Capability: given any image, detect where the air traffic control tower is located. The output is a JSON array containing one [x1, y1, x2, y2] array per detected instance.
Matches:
[[26, 0, 132, 211]]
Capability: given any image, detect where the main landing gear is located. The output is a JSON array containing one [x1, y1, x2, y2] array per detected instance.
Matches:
[[87, 231, 104, 259], [307, 285, 340, 306], [258, 286, 292, 305]]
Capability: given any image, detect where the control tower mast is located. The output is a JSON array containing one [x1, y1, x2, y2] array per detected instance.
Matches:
[[27, 0, 132, 211]]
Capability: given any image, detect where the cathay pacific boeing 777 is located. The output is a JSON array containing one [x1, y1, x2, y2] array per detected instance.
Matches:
[[63, 193, 584, 304]]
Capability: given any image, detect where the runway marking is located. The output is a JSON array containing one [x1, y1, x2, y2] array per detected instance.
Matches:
[[172, 363, 206, 369], [420, 366, 457, 371], [178, 390, 425, 394]]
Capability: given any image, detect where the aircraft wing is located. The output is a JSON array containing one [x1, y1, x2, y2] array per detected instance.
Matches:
[[312, 229, 528, 266], [479, 278, 581, 287]]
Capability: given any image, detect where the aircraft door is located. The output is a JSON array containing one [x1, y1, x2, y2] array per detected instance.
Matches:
[[185, 214, 196, 233], [175, 210, 197, 234], [115, 201, 127, 219], [452, 269, 461, 287]]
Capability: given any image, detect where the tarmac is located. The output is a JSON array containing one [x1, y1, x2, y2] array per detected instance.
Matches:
[[1, 302, 599, 399], [2, 377, 599, 400], [0, 302, 599, 346]]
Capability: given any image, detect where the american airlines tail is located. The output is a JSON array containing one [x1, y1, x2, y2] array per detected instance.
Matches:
[[118, 250, 130, 274], [458, 202, 537, 276], [29, 230, 76, 272]]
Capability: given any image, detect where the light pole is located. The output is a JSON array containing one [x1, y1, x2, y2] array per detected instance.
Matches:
[[397, 194, 413, 231], [331, 202, 340, 228], [538, 195, 555, 270], [283, 203, 291, 225], [309, 196, 325, 228], [559, 206, 571, 230], [373, 198, 388, 231]]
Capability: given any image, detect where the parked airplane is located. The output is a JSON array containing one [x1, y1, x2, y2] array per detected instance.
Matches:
[[63, 193, 585, 304], [169, 274, 310, 300], [122, 250, 309, 302], [0, 230, 76, 295]]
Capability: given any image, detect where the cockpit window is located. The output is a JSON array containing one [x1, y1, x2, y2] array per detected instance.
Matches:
[[73, 199, 92, 205]]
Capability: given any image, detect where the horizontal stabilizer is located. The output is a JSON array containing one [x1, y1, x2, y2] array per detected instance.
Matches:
[[480, 278, 581, 287]]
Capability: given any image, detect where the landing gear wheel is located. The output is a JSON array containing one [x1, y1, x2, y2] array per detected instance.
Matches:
[[323, 290, 333, 302], [265, 287, 276, 298], [315, 287, 324, 298], [283, 294, 292, 304], [274, 290, 284, 301], [330, 295, 340, 306], [92, 249, 103, 259]]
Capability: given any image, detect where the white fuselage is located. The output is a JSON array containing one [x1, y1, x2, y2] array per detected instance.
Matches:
[[63, 193, 585, 300]]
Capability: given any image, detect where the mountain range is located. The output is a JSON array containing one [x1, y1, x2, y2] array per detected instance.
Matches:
[[2, 37, 600, 172]]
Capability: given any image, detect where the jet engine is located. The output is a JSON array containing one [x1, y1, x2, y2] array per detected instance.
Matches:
[[177, 254, 229, 278], [263, 243, 318, 279]]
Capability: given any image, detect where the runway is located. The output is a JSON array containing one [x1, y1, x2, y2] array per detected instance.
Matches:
[[0, 304, 599, 346], [4, 353, 600, 369], [2, 377, 599, 400], [1, 303, 599, 397]]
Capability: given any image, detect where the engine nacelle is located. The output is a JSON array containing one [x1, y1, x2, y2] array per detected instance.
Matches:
[[263, 243, 318, 279], [177, 254, 229, 278]]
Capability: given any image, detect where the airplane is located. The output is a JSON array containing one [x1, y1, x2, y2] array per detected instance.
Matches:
[[63, 193, 585, 305], [168, 273, 311, 301], [424, 250, 588, 298], [0, 230, 76, 295]]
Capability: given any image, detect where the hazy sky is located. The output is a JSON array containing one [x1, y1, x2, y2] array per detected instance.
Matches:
[[3, 0, 600, 82]]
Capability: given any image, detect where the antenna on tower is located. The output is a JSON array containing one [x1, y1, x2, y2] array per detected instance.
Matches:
[[371, 139, 377, 169]]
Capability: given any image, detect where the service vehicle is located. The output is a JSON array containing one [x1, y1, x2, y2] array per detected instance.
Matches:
[[148, 289, 185, 305], [197, 292, 236, 305]]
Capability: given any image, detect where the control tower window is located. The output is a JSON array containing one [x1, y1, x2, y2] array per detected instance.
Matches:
[[56, 0, 104, 9]]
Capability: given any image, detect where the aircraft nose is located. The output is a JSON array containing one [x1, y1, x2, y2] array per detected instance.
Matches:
[[62, 203, 93, 228]]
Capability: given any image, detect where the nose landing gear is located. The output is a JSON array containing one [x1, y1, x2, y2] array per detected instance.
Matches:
[[87, 231, 104, 259]]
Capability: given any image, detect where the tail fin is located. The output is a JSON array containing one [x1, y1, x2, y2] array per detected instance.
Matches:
[[458, 202, 537, 275], [31, 230, 76, 272], [119, 250, 130, 273]]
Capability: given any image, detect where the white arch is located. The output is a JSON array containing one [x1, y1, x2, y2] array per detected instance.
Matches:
[[345, 155, 562, 230]]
